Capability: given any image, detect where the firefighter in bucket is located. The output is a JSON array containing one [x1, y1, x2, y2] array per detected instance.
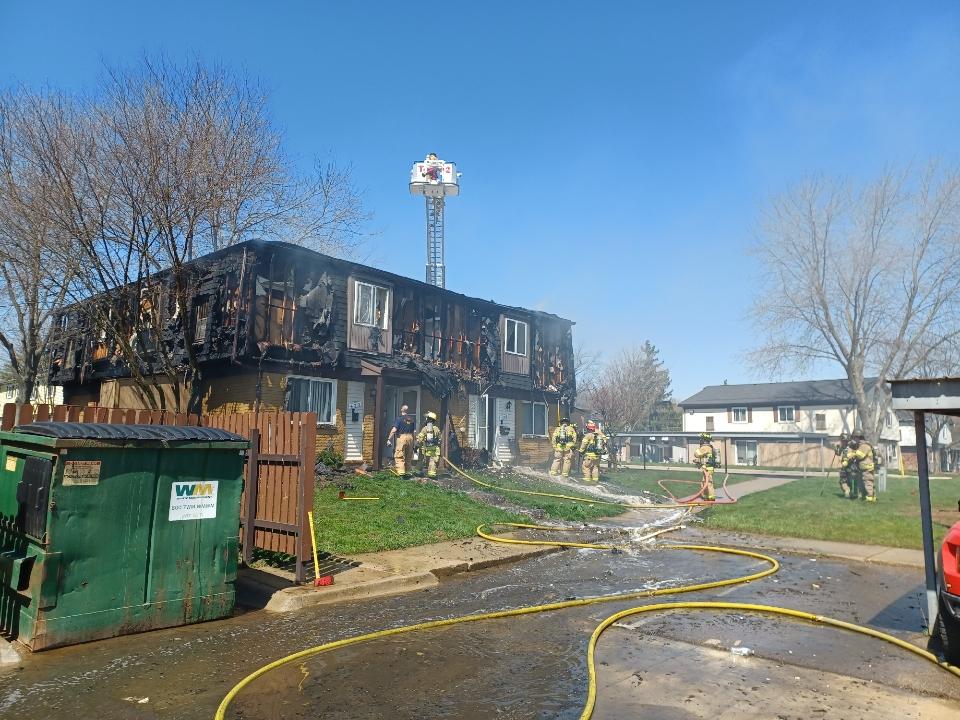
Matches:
[[416, 411, 443, 478], [693, 432, 720, 501]]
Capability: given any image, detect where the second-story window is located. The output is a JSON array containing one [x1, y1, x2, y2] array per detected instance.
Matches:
[[778, 406, 796, 423], [504, 318, 527, 356], [815, 413, 826, 431], [354, 281, 389, 329], [193, 297, 211, 345], [732, 407, 748, 423]]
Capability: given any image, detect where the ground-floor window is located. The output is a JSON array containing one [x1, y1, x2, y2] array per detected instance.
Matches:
[[735, 440, 758, 465], [521, 401, 548, 437], [286, 376, 337, 424]]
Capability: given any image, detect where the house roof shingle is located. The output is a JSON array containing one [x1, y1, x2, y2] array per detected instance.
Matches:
[[679, 378, 876, 408]]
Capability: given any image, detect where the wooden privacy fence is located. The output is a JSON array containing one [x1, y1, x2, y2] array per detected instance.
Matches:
[[204, 411, 317, 583], [2, 403, 318, 584]]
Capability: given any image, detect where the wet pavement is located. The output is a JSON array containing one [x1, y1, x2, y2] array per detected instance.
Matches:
[[2, 525, 958, 719]]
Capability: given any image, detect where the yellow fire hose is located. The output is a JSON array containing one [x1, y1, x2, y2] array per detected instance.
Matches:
[[214, 467, 960, 719]]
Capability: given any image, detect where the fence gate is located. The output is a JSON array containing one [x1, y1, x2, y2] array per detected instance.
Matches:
[[204, 411, 317, 583]]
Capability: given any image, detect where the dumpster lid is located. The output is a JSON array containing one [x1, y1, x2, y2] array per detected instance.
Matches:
[[14, 422, 247, 442]]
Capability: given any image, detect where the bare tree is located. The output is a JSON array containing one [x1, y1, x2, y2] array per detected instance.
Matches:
[[750, 165, 960, 444], [0, 91, 78, 406], [6, 57, 371, 412], [582, 342, 671, 433]]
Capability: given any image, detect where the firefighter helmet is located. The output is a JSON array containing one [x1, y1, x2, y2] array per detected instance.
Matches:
[[424, 411, 438, 422], [699, 432, 712, 443], [586, 421, 598, 431], [560, 416, 570, 424]]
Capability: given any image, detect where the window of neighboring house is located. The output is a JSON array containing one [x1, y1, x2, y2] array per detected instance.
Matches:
[[5, 384, 14, 400], [815, 413, 826, 431], [521, 401, 548, 437], [504, 318, 528, 356], [735, 440, 758, 466], [885, 413, 893, 428], [778, 406, 795, 423], [354, 281, 389, 329], [705, 416, 715, 431], [732, 407, 748, 423], [286, 376, 337, 425], [64, 340, 76, 368], [193, 298, 211, 344]]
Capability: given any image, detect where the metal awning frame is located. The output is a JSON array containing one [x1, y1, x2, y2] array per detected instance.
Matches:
[[889, 376, 960, 631]]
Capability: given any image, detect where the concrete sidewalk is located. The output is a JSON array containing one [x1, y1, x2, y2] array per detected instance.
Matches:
[[701, 528, 925, 569], [722, 474, 797, 498], [242, 535, 561, 613]]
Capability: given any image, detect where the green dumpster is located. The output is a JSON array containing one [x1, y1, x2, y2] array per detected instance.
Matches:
[[0, 422, 248, 650]]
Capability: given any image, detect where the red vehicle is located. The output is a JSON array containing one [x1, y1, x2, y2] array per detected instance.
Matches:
[[934, 521, 960, 663]]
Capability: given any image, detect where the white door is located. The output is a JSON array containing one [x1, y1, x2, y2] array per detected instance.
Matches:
[[468, 394, 489, 450], [345, 381, 365, 462], [494, 397, 516, 463]]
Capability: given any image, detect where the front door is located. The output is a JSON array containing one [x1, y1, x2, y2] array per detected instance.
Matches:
[[380, 385, 420, 466], [344, 381, 365, 462]]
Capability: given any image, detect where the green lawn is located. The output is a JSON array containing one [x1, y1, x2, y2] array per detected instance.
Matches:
[[701, 476, 960, 549], [604, 468, 755, 497], [312, 473, 523, 555], [466, 472, 629, 521]]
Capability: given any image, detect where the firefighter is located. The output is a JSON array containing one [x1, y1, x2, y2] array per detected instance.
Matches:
[[550, 416, 577, 477], [692, 432, 719, 501], [579, 421, 605, 484], [845, 433, 877, 501], [836, 432, 851, 498], [386, 404, 416, 476], [416, 411, 443, 479]]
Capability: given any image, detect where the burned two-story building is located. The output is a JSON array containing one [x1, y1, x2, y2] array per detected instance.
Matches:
[[47, 240, 576, 469]]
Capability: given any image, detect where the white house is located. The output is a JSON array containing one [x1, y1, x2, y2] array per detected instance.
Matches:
[[678, 379, 899, 468]]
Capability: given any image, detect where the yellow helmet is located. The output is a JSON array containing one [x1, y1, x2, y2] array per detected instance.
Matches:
[[699, 432, 712, 442], [424, 411, 438, 422]]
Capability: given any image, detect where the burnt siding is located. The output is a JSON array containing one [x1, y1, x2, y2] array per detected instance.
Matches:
[[48, 240, 576, 406]]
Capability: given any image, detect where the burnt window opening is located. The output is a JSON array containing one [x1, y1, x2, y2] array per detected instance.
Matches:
[[222, 272, 240, 329], [193, 297, 211, 345], [395, 292, 420, 354], [64, 340, 76, 369], [422, 296, 441, 360]]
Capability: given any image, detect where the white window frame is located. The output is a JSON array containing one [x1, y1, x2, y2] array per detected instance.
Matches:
[[504, 318, 528, 356], [5, 384, 14, 400], [286, 376, 338, 425], [778, 406, 795, 423], [731, 407, 748, 423], [353, 280, 390, 329], [521, 401, 548, 437]]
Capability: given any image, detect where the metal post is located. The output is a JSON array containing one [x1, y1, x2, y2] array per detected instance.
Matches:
[[242, 428, 260, 566], [642, 440, 646, 470], [914, 410, 939, 631], [802, 435, 807, 479], [373, 374, 384, 471], [724, 437, 728, 475]]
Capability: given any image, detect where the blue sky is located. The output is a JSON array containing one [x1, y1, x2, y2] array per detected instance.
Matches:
[[2, 2, 958, 400]]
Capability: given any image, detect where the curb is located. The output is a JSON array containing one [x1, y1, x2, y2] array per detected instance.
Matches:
[[254, 545, 563, 613]]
